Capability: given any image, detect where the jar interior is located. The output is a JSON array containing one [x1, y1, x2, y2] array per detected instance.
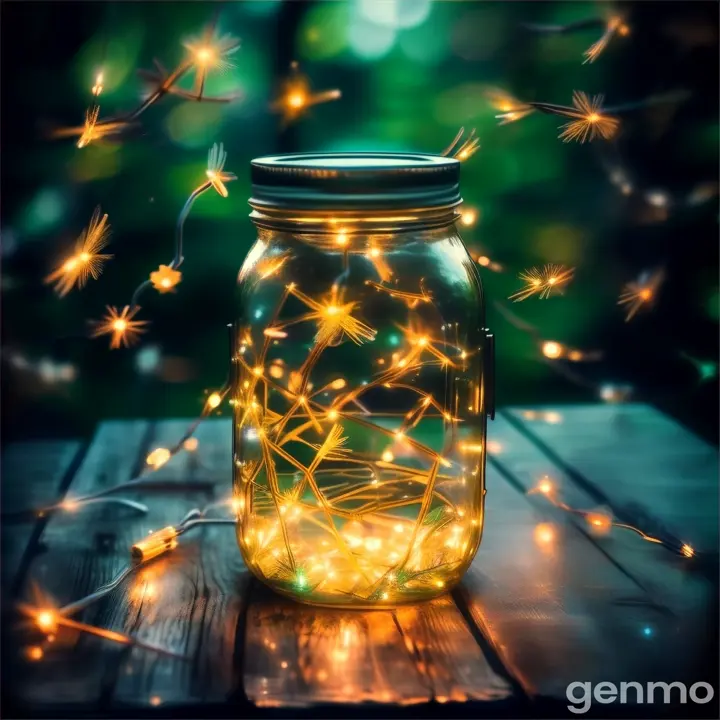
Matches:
[[233, 225, 487, 606]]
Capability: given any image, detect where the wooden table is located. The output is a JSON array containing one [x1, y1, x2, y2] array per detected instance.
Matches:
[[2, 404, 718, 718]]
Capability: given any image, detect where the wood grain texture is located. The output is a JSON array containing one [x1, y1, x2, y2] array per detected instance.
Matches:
[[505, 404, 719, 552], [111, 419, 249, 708], [494, 408, 718, 690], [1, 441, 82, 590], [7, 408, 717, 715], [243, 584, 511, 707], [14, 419, 249, 710], [490, 412, 715, 614], [13, 421, 151, 707], [457, 416, 716, 701]]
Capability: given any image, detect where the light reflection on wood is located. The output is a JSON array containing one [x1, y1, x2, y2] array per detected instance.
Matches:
[[243, 586, 510, 707]]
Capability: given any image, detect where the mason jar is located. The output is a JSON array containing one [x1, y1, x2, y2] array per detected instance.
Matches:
[[233, 153, 494, 607]]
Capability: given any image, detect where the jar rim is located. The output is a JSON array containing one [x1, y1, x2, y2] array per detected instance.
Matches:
[[250, 152, 462, 214]]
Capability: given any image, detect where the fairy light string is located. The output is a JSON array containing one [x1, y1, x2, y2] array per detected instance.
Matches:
[[270, 61, 342, 126], [23, 4, 709, 662], [90, 142, 236, 349], [51, 16, 240, 148], [223, 218, 488, 603], [18, 495, 239, 660], [522, 5, 630, 65], [528, 476, 696, 558]]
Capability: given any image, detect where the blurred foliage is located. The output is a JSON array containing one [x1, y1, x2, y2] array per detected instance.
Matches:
[[0, 0, 717, 443]]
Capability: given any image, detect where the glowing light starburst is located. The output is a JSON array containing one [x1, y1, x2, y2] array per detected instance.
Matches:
[[509, 264, 575, 302], [271, 61, 341, 125], [91, 306, 149, 349], [558, 91, 620, 143], [45, 208, 113, 297], [206, 142, 237, 198], [51, 103, 129, 149], [584, 14, 630, 64], [183, 27, 240, 97], [441, 127, 480, 161], [618, 269, 665, 322], [288, 284, 377, 346], [485, 87, 535, 125]]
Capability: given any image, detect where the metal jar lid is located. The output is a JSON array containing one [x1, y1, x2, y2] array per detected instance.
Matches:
[[250, 153, 461, 212]]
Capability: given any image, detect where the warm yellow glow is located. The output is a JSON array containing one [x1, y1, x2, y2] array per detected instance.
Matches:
[[207, 392, 222, 409], [195, 47, 213, 64], [587, 512, 612, 535], [27, 646, 44, 661], [681, 543, 695, 558], [146, 447, 171, 468], [485, 87, 536, 125], [131, 526, 178, 563], [271, 62, 341, 124], [558, 91, 619, 143], [91, 305, 148, 350], [442, 127, 480, 162], [205, 143, 237, 198], [233, 275, 486, 605], [183, 437, 199, 452], [45, 208, 113, 297], [36, 611, 57, 632], [537, 477, 554, 495], [264, 328, 288, 339], [618, 269, 665, 322], [288, 92, 306, 109], [510, 264, 575, 302], [534, 523, 555, 547], [150, 265, 182, 294], [92, 72, 104, 96], [541, 341, 564, 359]]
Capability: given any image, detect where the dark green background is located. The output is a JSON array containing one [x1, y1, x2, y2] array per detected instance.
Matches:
[[1, 1, 717, 443]]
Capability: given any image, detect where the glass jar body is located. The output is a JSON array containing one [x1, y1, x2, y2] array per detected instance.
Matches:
[[233, 222, 488, 607]]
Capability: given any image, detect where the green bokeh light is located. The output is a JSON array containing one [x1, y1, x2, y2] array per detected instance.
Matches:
[[166, 102, 225, 149], [20, 189, 66, 235], [298, 2, 350, 61]]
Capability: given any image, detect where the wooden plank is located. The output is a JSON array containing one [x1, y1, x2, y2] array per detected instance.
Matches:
[[243, 584, 428, 707], [243, 584, 511, 708], [505, 404, 719, 552], [392, 595, 512, 703], [456, 417, 713, 701], [1, 441, 82, 589], [12, 421, 151, 708], [111, 418, 250, 708], [488, 412, 714, 619], [13, 418, 248, 712]]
